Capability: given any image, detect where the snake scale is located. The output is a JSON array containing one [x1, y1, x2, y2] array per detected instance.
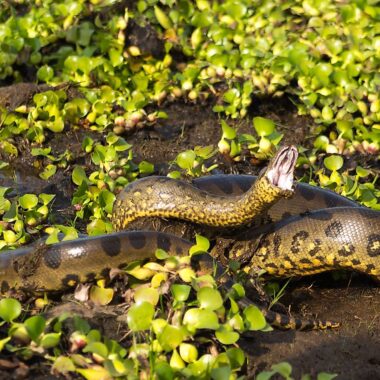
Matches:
[[0, 146, 379, 330]]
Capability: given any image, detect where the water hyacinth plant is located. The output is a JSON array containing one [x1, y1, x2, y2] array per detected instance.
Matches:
[[0, 0, 378, 378]]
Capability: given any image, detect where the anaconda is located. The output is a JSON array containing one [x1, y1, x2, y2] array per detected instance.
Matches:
[[0, 145, 378, 330]]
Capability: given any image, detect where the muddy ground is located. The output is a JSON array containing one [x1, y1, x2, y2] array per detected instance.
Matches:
[[0, 96, 379, 380]]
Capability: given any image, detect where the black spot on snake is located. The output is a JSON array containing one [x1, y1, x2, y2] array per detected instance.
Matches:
[[176, 245, 184, 255], [101, 236, 121, 257], [157, 234, 171, 252], [100, 268, 110, 278], [281, 212, 292, 219], [61, 274, 80, 288], [279, 314, 290, 327], [129, 233, 146, 250], [259, 237, 270, 249], [357, 208, 378, 219], [309, 239, 322, 257], [1, 281, 9, 293], [337, 244, 356, 257], [235, 178, 252, 193], [300, 258, 312, 264], [43, 248, 62, 269], [323, 191, 339, 208], [367, 234, 380, 257], [366, 264, 375, 272], [85, 272, 97, 281], [324, 221, 343, 238], [264, 312, 275, 324], [290, 231, 310, 253], [307, 210, 333, 221], [157, 177, 171, 184], [298, 186, 316, 201], [219, 180, 233, 195], [273, 235, 282, 256]]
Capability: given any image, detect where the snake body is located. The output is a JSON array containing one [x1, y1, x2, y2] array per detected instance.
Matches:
[[0, 146, 379, 329]]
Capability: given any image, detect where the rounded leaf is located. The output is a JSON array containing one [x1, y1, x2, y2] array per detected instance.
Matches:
[[176, 150, 196, 170], [179, 343, 198, 363], [134, 287, 159, 306], [89, 286, 114, 306], [253, 117, 275, 137], [127, 302, 155, 332], [197, 287, 223, 310], [183, 308, 219, 330], [243, 305, 266, 331], [226, 347, 245, 370], [19, 194, 38, 210], [324, 155, 343, 171], [158, 325, 185, 351], [171, 284, 191, 302], [40, 332, 61, 349], [216, 325, 239, 345], [0, 298, 21, 322], [37, 65, 54, 82], [24, 315, 46, 341]]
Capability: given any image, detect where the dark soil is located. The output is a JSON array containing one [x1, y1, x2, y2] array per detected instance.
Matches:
[[0, 87, 379, 380]]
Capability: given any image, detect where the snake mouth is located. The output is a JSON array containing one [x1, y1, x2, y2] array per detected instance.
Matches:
[[267, 145, 298, 191]]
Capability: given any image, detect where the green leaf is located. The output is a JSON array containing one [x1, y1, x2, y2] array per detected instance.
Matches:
[[99, 190, 116, 215], [89, 286, 114, 306], [271, 362, 292, 377], [0, 337, 11, 352], [183, 308, 219, 330], [220, 120, 236, 139], [356, 166, 370, 178], [197, 287, 223, 310], [83, 341, 108, 358], [24, 315, 46, 341], [317, 373, 338, 380], [127, 302, 155, 331], [226, 347, 245, 370], [179, 343, 198, 363], [37, 65, 54, 82], [158, 324, 185, 351], [253, 117, 275, 137], [176, 150, 196, 170], [243, 305, 266, 331], [40, 332, 61, 349], [72, 166, 88, 186], [19, 194, 38, 210], [154, 6, 173, 29], [324, 155, 343, 171], [40, 164, 57, 180], [215, 325, 239, 345], [0, 299, 22, 322], [138, 161, 154, 175], [171, 284, 191, 302], [52, 356, 76, 375], [134, 287, 159, 306], [189, 235, 210, 255], [76, 367, 111, 380], [256, 370, 276, 380]]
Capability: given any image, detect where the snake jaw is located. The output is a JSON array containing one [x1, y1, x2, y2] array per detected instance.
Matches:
[[267, 145, 298, 191]]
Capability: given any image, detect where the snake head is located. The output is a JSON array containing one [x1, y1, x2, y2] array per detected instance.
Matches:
[[266, 145, 298, 191]]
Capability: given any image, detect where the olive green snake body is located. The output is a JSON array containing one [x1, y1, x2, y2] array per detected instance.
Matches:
[[0, 146, 379, 330]]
